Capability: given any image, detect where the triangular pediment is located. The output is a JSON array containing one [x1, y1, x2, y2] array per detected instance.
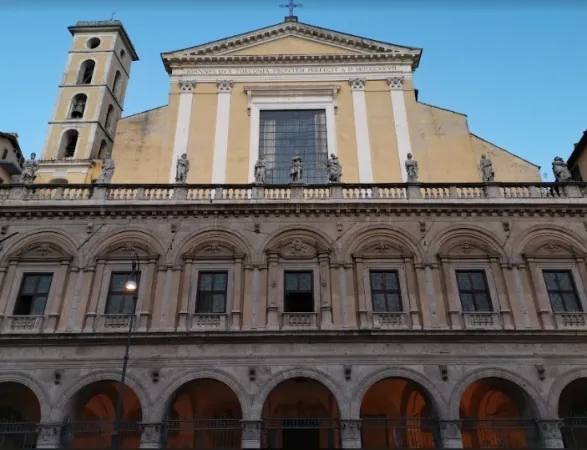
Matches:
[[162, 20, 421, 64]]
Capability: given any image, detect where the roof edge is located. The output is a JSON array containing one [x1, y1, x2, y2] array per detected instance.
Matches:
[[567, 129, 587, 168], [68, 20, 139, 61], [470, 132, 541, 169]]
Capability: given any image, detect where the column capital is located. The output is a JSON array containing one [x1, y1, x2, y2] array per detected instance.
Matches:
[[179, 80, 197, 92], [341, 420, 362, 448], [139, 422, 162, 448], [348, 78, 366, 91], [36, 424, 61, 448], [217, 79, 234, 92], [241, 420, 262, 448], [387, 77, 404, 90]]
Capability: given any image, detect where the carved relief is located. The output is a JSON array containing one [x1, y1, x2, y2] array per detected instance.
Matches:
[[439, 237, 497, 259], [102, 243, 151, 260], [524, 238, 583, 259], [13, 243, 70, 261], [190, 242, 243, 260], [348, 78, 366, 90], [387, 77, 404, 90], [277, 238, 320, 259], [353, 239, 408, 259], [216, 80, 234, 92], [179, 80, 197, 92]]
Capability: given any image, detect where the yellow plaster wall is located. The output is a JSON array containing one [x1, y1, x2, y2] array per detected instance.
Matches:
[[186, 83, 218, 183], [65, 53, 110, 85], [227, 36, 361, 56], [0, 166, 11, 183], [365, 80, 400, 182], [72, 34, 114, 52], [335, 84, 359, 182], [110, 105, 175, 183], [470, 134, 540, 182]]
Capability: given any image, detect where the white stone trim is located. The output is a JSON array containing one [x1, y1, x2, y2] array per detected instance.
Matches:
[[349, 79, 373, 183], [388, 77, 413, 183], [247, 93, 337, 183], [211, 80, 233, 184], [169, 81, 196, 183]]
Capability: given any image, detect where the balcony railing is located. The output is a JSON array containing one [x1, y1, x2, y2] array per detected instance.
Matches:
[[1, 181, 586, 204]]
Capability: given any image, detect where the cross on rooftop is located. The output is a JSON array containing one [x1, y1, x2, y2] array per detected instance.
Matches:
[[280, 0, 302, 17]]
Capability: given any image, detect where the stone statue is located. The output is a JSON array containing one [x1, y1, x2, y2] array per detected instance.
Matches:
[[254, 156, 266, 184], [96, 155, 115, 184], [405, 153, 419, 182], [175, 153, 189, 184], [290, 152, 303, 183], [552, 156, 572, 182], [480, 154, 495, 182], [326, 153, 342, 183], [19, 152, 39, 185]]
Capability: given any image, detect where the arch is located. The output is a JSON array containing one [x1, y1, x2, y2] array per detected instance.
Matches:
[[0, 372, 51, 421], [350, 367, 447, 419], [449, 368, 548, 420], [341, 225, 423, 264], [512, 225, 587, 261], [113, 71, 122, 97], [170, 227, 253, 266], [548, 368, 587, 418], [69, 93, 87, 119], [84, 228, 165, 266], [251, 368, 345, 418], [51, 370, 149, 422], [105, 104, 115, 131], [98, 140, 109, 159], [0, 229, 80, 267], [427, 225, 507, 262], [152, 370, 250, 422], [59, 129, 79, 158], [77, 59, 95, 85], [260, 225, 338, 263]]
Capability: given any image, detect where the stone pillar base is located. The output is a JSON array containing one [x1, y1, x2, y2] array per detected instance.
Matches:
[[241, 420, 262, 449], [341, 420, 362, 449]]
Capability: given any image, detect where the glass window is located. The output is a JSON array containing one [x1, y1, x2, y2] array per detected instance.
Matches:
[[105, 272, 140, 314], [543, 270, 582, 312], [284, 271, 314, 313], [456, 270, 493, 312], [259, 109, 328, 184], [14, 273, 53, 316], [369, 270, 403, 313], [196, 272, 228, 314]]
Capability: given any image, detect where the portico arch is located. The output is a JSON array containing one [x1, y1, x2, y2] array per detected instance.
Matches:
[[0, 382, 42, 449]]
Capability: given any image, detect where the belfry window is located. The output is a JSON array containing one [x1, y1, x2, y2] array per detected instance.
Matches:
[[105, 105, 114, 131], [60, 130, 79, 158], [77, 60, 95, 84], [259, 110, 328, 184], [112, 71, 122, 98], [13, 273, 53, 316], [284, 271, 314, 313], [69, 94, 87, 119]]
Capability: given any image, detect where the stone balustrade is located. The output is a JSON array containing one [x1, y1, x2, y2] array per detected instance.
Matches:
[[1, 181, 586, 204]]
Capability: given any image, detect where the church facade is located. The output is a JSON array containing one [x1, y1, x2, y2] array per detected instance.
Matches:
[[1, 17, 587, 450]]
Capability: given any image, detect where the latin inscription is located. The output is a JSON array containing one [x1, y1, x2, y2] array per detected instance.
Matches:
[[179, 65, 403, 76]]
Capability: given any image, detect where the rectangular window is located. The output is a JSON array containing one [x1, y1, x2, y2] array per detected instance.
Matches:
[[284, 271, 314, 313], [105, 272, 140, 314], [369, 270, 403, 312], [14, 273, 53, 316], [456, 270, 493, 312], [543, 270, 582, 312], [1, 149, 8, 160], [196, 272, 228, 313], [259, 109, 328, 184]]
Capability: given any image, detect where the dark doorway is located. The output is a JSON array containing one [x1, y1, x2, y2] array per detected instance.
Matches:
[[282, 427, 320, 450]]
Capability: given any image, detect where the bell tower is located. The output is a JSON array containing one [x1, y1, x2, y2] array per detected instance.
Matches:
[[39, 20, 138, 183]]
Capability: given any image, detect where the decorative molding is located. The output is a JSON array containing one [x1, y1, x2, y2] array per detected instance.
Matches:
[[179, 80, 197, 92], [348, 78, 366, 91], [216, 79, 233, 93], [387, 77, 403, 90]]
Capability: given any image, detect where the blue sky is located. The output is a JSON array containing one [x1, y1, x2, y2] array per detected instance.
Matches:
[[1, 0, 585, 180]]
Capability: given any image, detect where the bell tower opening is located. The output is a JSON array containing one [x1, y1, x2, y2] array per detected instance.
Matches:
[[39, 20, 138, 184]]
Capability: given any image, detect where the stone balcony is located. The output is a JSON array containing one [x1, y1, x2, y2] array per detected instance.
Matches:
[[0, 181, 585, 206]]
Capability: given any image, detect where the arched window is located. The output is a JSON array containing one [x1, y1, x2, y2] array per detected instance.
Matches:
[[60, 130, 79, 158], [98, 140, 108, 159], [112, 71, 122, 97], [69, 94, 87, 119], [50, 178, 69, 185], [105, 105, 115, 131], [77, 60, 95, 84]]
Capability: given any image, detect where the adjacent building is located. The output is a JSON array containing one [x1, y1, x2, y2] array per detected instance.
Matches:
[[0, 132, 25, 184], [1, 16, 587, 450]]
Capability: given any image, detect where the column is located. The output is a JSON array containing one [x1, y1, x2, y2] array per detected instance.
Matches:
[[44, 261, 71, 332], [404, 257, 422, 329], [354, 257, 369, 329], [387, 77, 413, 182], [266, 253, 279, 330], [318, 252, 333, 329], [0, 266, 10, 327], [177, 258, 193, 331], [540, 420, 565, 449], [348, 78, 373, 183], [241, 420, 262, 449], [36, 424, 61, 449], [231, 256, 243, 330], [440, 258, 461, 330], [137, 257, 157, 332], [169, 80, 196, 183], [439, 420, 463, 449], [490, 257, 514, 329], [211, 80, 233, 184], [83, 260, 105, 332], [525, 257, 555, 329], [139, 423, 161, 449], [341, 420, 362, 449]]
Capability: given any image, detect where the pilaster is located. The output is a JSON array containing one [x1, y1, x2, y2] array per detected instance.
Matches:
[[348, 78, 373, 183], [170, 80, 196, 183], [212, 80, 233, 184], [387, 77, 413, 183]]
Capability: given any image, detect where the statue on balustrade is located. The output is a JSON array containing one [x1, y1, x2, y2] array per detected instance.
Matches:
[[290, 152, 303, 183], [326, 153, 342, 183], [19, 153, 39, 185], [175, 153, 190, 184], [552, 156, 572, 182], [479, 154, 495, 182], [254, 156, 266, 184], [405, 153, 419, 182], [96, 155, 115, 184]]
